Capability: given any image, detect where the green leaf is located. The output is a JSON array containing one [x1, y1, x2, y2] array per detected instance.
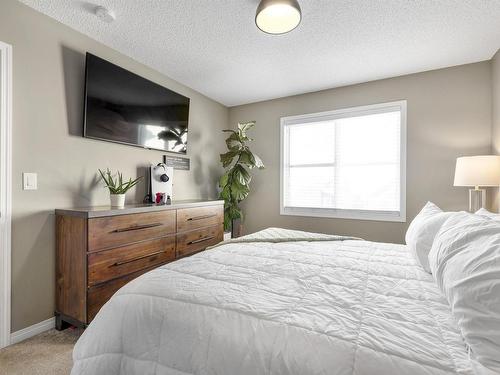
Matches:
[[237, 121, 255, 136], [223, 202, 242, 231], [228, 205, 242, 219], [98, 169, 107, 185], [220, 150, 238, 168], [97, 168, 142, 194], [110, 171, 117, 189], [237, 149, 253, 167], [252, 153, 265, 169], [230, 182, 250, 201], [231, 164, 251, 185], [220, 185, 232, 201], [223, 209, 232, 231], [225, 132, 243, 150], [236, 148, 264, 169], [219, 172, 229, 189]]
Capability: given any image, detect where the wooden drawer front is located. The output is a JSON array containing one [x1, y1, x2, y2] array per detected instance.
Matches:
[[88, 236, 175, 286], [88, 210, 176, 251], [177, 205, 223, 233], [176, 224, 223, 258], [87, 266, 156, 322]]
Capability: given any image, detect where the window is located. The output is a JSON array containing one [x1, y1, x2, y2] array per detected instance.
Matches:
[[280, 101, 406, 222]]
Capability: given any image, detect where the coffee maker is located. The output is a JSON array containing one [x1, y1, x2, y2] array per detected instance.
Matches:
[[145, 163, 173, 204]]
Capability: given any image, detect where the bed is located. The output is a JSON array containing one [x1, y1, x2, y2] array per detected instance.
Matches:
[[71, 227, 476, 375]]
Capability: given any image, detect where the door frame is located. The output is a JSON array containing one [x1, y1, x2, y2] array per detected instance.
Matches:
[[0, 41, 13, 349]]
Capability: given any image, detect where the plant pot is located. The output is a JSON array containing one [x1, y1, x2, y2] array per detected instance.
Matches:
[[110, 194, 126, 208], [231, 218, 243, 238], [223, 231, 232, 241]]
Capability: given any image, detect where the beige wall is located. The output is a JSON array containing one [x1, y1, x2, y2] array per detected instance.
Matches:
[[491, 50, 500, 210], [229, 62, 492, 243], [1, 0, 229, 332], [492, 50, 500, 152]]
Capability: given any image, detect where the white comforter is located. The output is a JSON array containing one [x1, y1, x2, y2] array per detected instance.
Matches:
[[72, 229, 474, 375]]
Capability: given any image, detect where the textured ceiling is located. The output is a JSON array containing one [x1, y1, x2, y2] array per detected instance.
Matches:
[[19, 0, 500, 106]]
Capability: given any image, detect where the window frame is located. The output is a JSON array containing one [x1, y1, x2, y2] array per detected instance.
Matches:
[[280, 100, 407, 222]]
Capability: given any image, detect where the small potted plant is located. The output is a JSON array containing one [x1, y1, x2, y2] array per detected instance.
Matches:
[[98, 169, 142, 208]]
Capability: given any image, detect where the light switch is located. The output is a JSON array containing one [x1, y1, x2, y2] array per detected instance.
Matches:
[[23, 173, 37, 190]]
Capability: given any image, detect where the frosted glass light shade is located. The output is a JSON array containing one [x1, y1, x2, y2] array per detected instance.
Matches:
[[256, 0, 301, 34], [454, 155, 500, 187]]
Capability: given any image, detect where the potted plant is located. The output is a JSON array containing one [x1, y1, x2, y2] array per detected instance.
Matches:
[[98, 169, 142, 208], [218, 121, 264, 237]]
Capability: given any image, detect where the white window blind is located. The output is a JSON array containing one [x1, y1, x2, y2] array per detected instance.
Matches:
[[280, 101, 406, 222]]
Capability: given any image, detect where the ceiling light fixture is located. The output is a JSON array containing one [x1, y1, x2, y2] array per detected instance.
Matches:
[[255, 0, 302, 35], [95, 6, 115, 23]]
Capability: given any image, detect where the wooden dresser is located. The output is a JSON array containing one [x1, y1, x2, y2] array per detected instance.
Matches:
[[55, 200, 224, 330]]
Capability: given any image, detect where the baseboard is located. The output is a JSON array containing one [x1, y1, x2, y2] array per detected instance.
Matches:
[[10, 317, 55, 345]]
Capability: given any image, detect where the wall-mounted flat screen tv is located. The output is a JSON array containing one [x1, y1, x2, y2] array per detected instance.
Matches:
[[83, 53, 190, 153]]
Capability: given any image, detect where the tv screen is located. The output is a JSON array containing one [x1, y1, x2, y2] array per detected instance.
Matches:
[[83, 53, 190, 153]]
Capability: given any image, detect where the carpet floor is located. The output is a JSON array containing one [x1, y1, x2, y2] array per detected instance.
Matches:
[[0, 328, 82, 375]]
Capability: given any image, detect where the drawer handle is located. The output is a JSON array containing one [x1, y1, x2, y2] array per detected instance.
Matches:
[[187, 214, 216, 221], [111, 222, 163, 233], [110, 250, 167, 267], [188, 236, 215, 245]]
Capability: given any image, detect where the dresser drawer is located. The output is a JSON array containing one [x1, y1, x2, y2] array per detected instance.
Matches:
[[177, 205, 223, 233], [88, 210, 176, 251], [87, 266, 156, 322], [176, 224, 223, 258], [88, 236, 175, 286]]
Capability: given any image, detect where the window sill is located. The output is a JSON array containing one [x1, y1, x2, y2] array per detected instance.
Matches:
[[280, 206, 406, 222]]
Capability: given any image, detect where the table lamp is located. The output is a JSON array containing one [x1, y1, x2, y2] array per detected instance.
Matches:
[[454, 155, 500, 212]]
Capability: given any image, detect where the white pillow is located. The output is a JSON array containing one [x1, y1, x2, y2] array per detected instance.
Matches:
[[405, 202, 452, 272], [429, 212, 500, 372], [475, 207, 500, 220]]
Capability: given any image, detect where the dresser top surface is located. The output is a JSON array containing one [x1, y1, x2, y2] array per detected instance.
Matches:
[[55, 199, 224, 218]]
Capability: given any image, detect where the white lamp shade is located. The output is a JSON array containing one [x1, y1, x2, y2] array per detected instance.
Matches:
[[454, 155, 500, 187], [256, 0, 301, 34]]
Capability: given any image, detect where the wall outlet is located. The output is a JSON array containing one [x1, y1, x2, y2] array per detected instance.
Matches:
[[23, 173, 37, 190]]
